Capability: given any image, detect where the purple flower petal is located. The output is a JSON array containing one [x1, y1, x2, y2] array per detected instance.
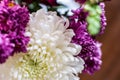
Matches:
[[0, 33, 14, 64]]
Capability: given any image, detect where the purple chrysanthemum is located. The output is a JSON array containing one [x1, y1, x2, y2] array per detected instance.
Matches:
[[0, 0, 30, 63], [0, 33, 14, 64], [82, 42, 102, 74], [0, 0, 29, 32], [99, 2, 107, 34], [69, 8, 102, 74], [73, 33, 102, 74]]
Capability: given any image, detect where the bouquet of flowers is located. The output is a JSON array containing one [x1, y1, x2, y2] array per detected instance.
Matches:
[[0, 0, 109, 80]]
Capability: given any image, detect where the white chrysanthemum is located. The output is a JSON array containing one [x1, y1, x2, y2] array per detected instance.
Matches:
[[0, 9, 84, 80]]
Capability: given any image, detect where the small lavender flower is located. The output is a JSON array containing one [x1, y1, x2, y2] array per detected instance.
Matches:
[[69, 8, 102, 74], [0, 33, 14, 64], [99, 2, 107, 34]]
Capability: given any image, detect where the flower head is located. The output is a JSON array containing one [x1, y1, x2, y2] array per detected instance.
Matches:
[[0, 0, 29, 32], [0, 9, 84, 80], [0, 0, 30, 54], [69, 8, 102, 74]]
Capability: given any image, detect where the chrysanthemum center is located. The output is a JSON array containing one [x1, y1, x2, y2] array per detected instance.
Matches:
[[15, 51, 52, 80]]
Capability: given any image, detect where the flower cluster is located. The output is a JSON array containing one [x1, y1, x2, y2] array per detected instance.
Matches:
[[0, 0, 29, 63], [0, 0, 109, 80], [69, 8, 102, 74]]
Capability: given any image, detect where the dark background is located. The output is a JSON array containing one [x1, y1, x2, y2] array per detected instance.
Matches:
[[80, 0, 120, 80]]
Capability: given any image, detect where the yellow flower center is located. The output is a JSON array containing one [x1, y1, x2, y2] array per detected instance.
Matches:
[[8, 2, 15, 7], [14, 46, 55, 80]]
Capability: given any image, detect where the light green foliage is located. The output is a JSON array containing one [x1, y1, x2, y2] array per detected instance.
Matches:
[[85, 2, 102, 35]]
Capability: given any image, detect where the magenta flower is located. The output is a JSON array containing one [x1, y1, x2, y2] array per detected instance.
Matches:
[[69, 8, 102, 74], [0, 0, 30, 63], [0, 0, 29, 32]]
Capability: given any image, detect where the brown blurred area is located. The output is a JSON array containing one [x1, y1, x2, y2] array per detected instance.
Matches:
[[80, 0, 120, 80]]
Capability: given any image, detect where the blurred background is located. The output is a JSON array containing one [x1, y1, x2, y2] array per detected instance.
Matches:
[[80, 0, 120, 80]]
